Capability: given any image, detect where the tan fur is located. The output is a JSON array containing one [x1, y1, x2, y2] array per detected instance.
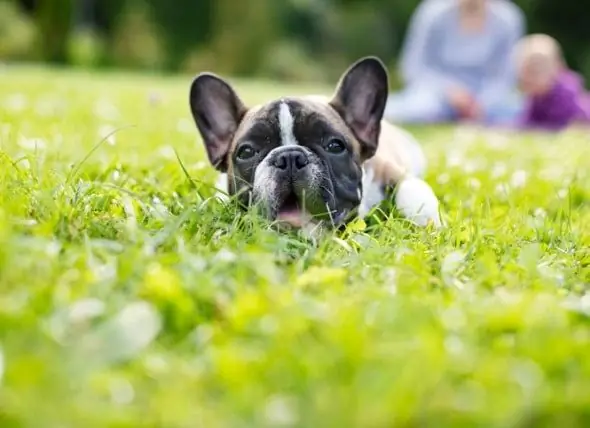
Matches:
[[303, 95, 410, 184], [366, 121, 412, 184]]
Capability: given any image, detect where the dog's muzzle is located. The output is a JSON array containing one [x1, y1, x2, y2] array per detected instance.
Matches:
[[252, 146, 342, 228]]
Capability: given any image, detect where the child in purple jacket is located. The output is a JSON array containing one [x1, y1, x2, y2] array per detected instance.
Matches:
[[514, 34, 590, 131]]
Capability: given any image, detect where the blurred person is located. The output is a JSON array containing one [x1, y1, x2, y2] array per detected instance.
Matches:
[[515, 34, 590, 131], [384, 0, 525, 125]]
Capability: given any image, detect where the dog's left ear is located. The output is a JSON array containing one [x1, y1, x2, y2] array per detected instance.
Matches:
[[189, 73, 247, 171], [330, 57, 389, 160]]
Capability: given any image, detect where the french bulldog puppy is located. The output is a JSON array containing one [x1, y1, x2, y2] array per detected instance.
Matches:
[[189, 56, 441, 231]]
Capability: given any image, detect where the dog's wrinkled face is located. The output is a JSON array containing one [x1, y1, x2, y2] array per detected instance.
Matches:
[[189, 57, 389, 229]]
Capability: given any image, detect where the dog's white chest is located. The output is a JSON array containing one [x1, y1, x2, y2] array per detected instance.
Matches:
[[358, 165, 386, 218]]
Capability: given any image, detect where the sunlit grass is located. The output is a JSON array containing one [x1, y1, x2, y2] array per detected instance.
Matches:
[[0, 65, 590, 427]]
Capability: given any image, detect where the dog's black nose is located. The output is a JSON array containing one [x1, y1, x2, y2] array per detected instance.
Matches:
[[272, 148, 309, 172]]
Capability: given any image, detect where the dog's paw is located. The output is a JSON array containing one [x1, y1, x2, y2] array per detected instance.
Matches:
[[395, 177, 442, 228]]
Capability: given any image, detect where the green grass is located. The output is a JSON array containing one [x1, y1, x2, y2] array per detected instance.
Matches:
[[1, 64, 590, 428]]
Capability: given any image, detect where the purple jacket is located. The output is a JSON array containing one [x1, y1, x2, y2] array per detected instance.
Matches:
[[520, 70, 590, 131]]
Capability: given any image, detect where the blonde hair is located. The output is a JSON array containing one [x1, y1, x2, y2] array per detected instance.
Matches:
[[514, 34, 564, 72]]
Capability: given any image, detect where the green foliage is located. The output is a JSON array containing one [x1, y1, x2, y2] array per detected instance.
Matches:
[[0, 66, 590, 426], [34, 0, 74, 63], [148, 0, 213, 69], [0, 1, 37, 61], [209, 0, 279, 77], [258, 40, 325, 82], [67, 28, 105, 69], [4, 0, 590, 83], [108, 2, 164, 71]]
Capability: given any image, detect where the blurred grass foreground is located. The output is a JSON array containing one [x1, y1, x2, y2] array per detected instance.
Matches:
[[0, 62, 590, 427], [2, 0, 590, 426]]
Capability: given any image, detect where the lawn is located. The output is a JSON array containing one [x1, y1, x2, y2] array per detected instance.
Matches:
[[1, 64, 590, 428]]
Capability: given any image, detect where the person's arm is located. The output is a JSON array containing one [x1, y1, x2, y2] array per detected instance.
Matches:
[[573, 92, 590, 123], [518, 86, 579, 131], [549, 84, 588, 128], [478, 3, 526, 112], [399, 1, 460, 92]]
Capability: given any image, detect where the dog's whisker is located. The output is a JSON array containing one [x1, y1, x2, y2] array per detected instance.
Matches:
[[302, 188, 307, 214], [318, 184, 336, 205], [326, 202, 338, 228]]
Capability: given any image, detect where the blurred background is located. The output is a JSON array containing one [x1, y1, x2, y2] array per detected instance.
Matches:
[[1, 0, 589, 87]]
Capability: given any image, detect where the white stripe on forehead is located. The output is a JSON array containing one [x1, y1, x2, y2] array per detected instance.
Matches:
[[278, 101, 298, 146]]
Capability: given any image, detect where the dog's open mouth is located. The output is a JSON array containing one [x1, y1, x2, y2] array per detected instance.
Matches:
[[276, 193, 310, 228]]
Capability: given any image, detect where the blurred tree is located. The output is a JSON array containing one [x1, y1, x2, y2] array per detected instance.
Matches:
[[35, 0, 74, 63], [5, 0, 590, 83], [95, 0, 127, 35], [0, 0, 37, 61], [109, 0, 164, 70], [210, 0, 278, 76], [147, 0, 213, 70], [330, 0, 421, 58], [272, 0, 421, 82], [277, 0, 331, 56]]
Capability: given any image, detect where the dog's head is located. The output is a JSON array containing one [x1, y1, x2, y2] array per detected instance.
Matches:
[[189, 57, 389, 229]]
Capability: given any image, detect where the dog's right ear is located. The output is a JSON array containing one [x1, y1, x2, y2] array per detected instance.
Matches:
[[189, 73, 247, 171], [329, 57, 389, 161]]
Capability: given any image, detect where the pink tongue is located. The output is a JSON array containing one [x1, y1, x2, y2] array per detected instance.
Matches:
[[277, 208, 305, 227]]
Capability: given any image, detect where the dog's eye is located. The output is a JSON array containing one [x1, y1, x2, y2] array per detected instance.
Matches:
[[325, 138, 346, 154], [236, 144, 256, 160]]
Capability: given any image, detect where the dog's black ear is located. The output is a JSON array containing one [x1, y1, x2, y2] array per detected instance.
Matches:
[[330, 57, 389, 160], [189, 73, 247, 171]]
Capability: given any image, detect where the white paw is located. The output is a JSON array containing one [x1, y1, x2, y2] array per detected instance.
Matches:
[[395, 177, 442, 228]]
